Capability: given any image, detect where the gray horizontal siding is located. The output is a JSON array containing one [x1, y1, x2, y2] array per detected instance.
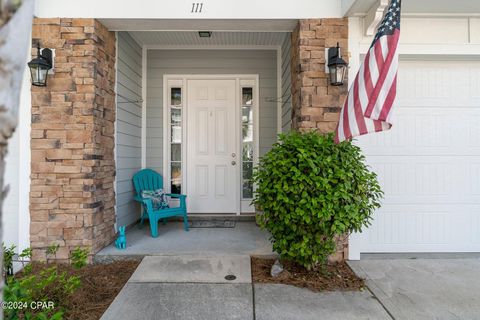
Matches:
[[281, 34, 292, 133], [116, 32, 143, 228], [146, 49, 278, 174]]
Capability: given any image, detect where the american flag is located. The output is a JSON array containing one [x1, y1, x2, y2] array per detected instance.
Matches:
[[335, 0, 401, 143]]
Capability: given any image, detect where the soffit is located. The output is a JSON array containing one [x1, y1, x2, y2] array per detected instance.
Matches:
[[130, 31, 289, 47]]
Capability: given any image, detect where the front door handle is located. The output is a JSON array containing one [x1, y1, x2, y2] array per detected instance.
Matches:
[[231, 161, 236, 165]]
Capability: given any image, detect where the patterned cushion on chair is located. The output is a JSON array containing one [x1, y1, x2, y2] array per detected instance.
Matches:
[[141, 189, 169, 210]]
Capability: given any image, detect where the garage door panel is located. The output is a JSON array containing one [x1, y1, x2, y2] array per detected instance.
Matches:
[[365, 157, 480, 204], [356, 109, 480, 156], [470, 67, 480, 98], [470, 116, 480, 146], [356, 113, 414, 150], [397, 61, 480, 107], [353, 60, 480, 255], [367, 207, 448, 248], [365, 205, 480, 252], [472, 164, 480, 195]]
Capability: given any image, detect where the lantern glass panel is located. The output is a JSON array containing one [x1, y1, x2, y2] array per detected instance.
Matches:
[[337, 65, 346, 83], [329, 65, 338, 85], [329, 64, 347, 86], [30, 65, 49, 86]]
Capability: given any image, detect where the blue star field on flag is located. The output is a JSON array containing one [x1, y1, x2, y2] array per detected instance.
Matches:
[[372, 0, 401, 45]]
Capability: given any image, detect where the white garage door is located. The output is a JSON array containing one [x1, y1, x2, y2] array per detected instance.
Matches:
[[352, 60, 480, 254]]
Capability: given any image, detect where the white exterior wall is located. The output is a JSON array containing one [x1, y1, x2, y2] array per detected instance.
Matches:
[[348, 16, 480, 260], [347, 16, 480, 83], [3, 117, 20, 247], [2, 66, 31, 253]]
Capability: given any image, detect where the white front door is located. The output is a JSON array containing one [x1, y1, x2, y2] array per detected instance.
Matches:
[[186, 79, 238, 213]]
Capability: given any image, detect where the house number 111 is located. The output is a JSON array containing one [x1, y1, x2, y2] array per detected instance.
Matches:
[[191, 3, 204, 13]]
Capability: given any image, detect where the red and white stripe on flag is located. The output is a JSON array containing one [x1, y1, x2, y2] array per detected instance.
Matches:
[[334, 0, 401, 143]]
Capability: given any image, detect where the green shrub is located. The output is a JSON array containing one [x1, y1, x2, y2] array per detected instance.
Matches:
[[46, 244, 60, 260], [19, 247, 33, 274], [253, 131, 383, 269], [70, 247, 88, 269]]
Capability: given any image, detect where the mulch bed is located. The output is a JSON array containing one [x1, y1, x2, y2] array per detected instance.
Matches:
[[16, 260, 140, 320], [251, 257, 364, 292]]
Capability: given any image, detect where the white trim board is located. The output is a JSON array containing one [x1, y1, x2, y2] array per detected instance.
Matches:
[[113, 32, 119, 231], [276, 48, 282, 136], [17, 65, 32, 252], [141, 47, 147, 169], [34, 0, 342, 20]]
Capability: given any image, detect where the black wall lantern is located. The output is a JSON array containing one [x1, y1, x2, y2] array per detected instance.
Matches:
[[327, 42, 348, 86], [28, 43, 53, 87]]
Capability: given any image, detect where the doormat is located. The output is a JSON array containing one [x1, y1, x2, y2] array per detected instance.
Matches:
[[189, 220, 236, 228]]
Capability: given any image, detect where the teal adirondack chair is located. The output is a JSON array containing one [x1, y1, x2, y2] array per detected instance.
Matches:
[[133, 169, 188, 237]]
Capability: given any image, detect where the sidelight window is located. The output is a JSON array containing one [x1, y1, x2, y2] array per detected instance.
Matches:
[[241, 87, 254, 199], [170, 87, 182, 194]]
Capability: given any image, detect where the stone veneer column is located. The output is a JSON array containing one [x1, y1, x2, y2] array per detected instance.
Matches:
[[30, 18, 116, 261], [291, 19, 350, 261], [291, 19, 348, 133]]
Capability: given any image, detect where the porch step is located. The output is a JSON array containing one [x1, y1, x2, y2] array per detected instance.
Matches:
[[128, 255, 251, 284]]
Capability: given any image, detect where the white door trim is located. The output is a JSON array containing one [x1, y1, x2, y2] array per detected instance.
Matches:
[[141, 47, 147, 169], [162, 74, 260, 215]]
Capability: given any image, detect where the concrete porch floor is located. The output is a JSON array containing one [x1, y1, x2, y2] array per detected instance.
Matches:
[[95, 221, 274, 262]]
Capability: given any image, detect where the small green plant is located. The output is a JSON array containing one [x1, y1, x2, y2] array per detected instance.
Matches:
[[3, 243, 16, 276], [19, 247, 32, 260], [4, 277, 64, 320], [253, 131, 383, 269], [46, 244, 60, 261], [70, 247, 89, 269], [17, 266, 81, 301], [4, 263, 81, 320], [19, 247, 33, 274]]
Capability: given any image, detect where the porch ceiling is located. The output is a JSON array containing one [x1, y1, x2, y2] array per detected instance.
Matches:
[[129, 31, 289, 47]]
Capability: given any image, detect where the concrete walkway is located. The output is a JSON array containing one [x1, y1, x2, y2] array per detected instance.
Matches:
[[349, 258, 480, 320], [101, 255, 390, 320], [128, 255, 251, 284], [255, 284, 390, 320]]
